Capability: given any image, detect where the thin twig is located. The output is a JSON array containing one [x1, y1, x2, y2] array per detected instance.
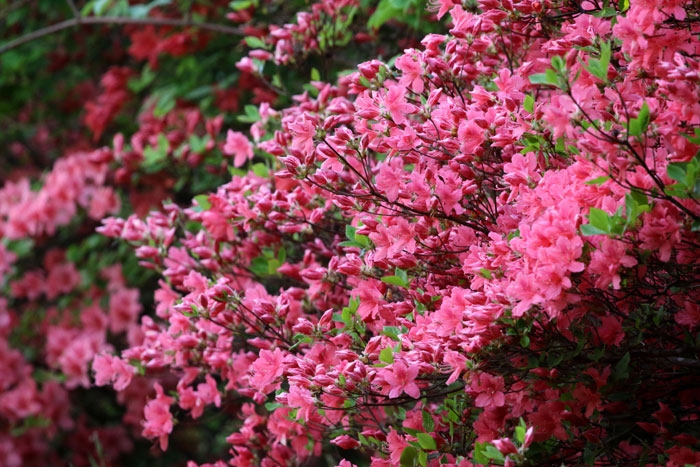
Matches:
[[0, 16, 245, 55], [66, 0, 80, 19]]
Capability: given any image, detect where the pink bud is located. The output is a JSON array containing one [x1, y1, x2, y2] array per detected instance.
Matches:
[[292, 319, 314, 335], [493, 438, 518, 455], [331, 435, 360, 450]]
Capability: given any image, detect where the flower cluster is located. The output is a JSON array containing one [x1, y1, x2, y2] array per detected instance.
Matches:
[[4, 0, 700, 466], [96, 0, 700, 466]]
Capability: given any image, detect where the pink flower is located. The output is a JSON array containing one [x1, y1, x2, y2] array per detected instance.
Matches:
[[472, 373, 505, 408], [528, 401, 568, 442], [542, 95, 576, 139], [383, 360, 420, 399], [396, 52, 424, 93], [88, 186, 121, 220], [597, 315, 625, 346], [108, 288, 142, 334], [45, 262, 81, 300], [382, 83, 415, 125], [458, 120, 485, 156], [427, 0, 457, 19], [356, 280, 384, 321], [444, 351, 467, 385], [285, 385, 316, 421], [143, 383, 174, 450], [223, 130, 254, 167], [288, 114, 317, 157], [93, 353, 135, 391], [386, 429, 409, 465], [250, 348, 286, 393]]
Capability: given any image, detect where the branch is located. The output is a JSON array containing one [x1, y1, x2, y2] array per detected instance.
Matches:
[[0, 16, 245, 55], [0, 0, 33, 19]]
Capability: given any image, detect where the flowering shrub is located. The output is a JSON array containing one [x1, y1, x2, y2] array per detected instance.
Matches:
[[3, 0, 700, 466]]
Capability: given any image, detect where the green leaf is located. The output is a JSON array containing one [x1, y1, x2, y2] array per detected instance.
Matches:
[[128, 65, 156, 92], [628, 102, 650, 137], [637, 102, 650, 132], [396, 267, 408, 284], [238, 104, 261, 123], [252, 163, 269, 177], [382, 326, 401, 341], [587, 345, 606, 362], [379, 346, 394, 364], [550, 55, 565, 72], [599, 41, 611, 76], [523, 94, 534, 114], [614, 352, 630, 381], [529, 69, 564, 88], [624, 190, 649, 227], [515, 418, 526, 444], [400, 446, 418, 467], [264, 402, 284, 411], [418, 450, 428, 467], [667, 162, 688, 185], [245, 36, 266, 49], [189, 134, 210, 154], [230, 0, 253, 10], [581, 224, 607, 236], [355, 232, 370, 247], [585, 175, 610, 186], [483, 444, 505, 462], [311, 68, 321, 82], [416, 433, 437, 450], [93, 0, 112, 15], [591, 6, 618, 17], [681, 129, 700, 145], [382, 275, 407, 287], [4, 238, 34, 257], [528, 73, 549, 85], [473, 442, 489, 465], [368, 0, 402, 29], [664, 183, 689, 198], [478, 268, 492, 280], [422, 411, 435, 432], [143, 134, 169, 168], [194, 195, 210, 211], [588, 207, 611, 233]]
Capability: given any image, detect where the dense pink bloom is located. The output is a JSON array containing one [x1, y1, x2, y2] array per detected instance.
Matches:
[[108, 288, 142, 334]]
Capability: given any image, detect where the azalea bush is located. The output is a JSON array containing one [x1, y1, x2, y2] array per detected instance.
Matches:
[[2, 0, 700, 465]]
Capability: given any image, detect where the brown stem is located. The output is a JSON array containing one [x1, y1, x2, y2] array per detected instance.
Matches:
[[0, 16, 244, 55]]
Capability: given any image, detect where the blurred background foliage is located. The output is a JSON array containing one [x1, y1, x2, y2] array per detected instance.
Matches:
[[0, 0, 442, 464]]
